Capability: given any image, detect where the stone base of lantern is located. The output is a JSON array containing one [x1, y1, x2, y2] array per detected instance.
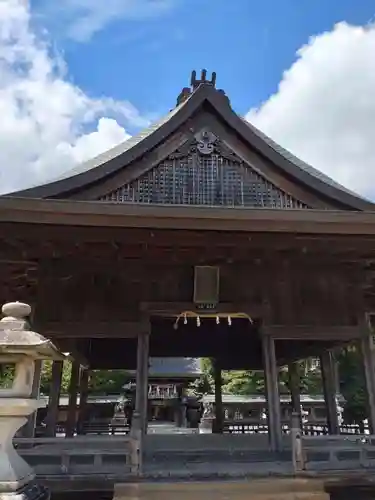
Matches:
[[0, 480, 50, 500]]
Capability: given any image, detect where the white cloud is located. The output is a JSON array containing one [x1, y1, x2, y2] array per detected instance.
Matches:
[[247, 22, 375, 200], [0, 0, 145, 194], [37, 0, 175, 42]]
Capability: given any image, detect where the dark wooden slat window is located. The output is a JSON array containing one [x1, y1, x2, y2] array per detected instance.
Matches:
[[100, 148, 310, 209]]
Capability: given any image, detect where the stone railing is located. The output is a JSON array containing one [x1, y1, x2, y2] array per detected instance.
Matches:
[[14, 436, 140, 477], [291, 419, 375, 473], [302, 441, 375, 471]]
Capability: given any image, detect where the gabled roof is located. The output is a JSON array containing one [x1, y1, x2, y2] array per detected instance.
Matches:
[[6, 73, 374, 211], [148, 357, 202, 378], [123, 357, 202, 379]]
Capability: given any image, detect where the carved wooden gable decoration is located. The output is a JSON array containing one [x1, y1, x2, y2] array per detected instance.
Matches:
[[99, 129, 310, 209]]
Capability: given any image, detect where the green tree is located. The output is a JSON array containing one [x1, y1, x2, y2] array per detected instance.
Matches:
[[284, 361, 322, 395], [223, 370, 264, 395], [0, 364, 15, 389], [89, 370, 131, 394], [40, 361, 71, 394], [192, 357, 322, 397], [338, 346, 367, 423], [40, 362, 130, 396], [189, 358, 214, 396]]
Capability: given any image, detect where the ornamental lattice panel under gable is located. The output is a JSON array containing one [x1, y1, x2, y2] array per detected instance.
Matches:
[[99, 130, 310, 209]]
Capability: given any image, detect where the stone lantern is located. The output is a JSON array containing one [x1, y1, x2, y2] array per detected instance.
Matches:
[[0, 301, 66, 500]]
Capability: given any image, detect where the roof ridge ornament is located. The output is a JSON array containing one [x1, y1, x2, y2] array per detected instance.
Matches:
[[190, 69, 217, 90], [176, 69, 218, 106]]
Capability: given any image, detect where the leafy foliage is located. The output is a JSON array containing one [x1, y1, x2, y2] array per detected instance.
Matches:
[[191, 352, 367, 423], [40, 361, 71, 394], [337, 346, 367, 423], [1, 348, 367, 424], [0, 364, 15, 389], [39, 361, 131, 395], [190, 358, 323, 397], [89, 369, 132, 394]]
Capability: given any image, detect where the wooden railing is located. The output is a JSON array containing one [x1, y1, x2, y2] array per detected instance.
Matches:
[[82, 422, 130, 435], [148, 391, 178, 399], [39, 422, 130, 437], [14, 436, 140, 477]]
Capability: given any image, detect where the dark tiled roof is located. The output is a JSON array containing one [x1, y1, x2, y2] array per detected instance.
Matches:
[[149, 357, 202, 378], [242, 117, 369, 202], [44, 104, 186, 185], [6, 81, 373, 210], [121, 358, 202, 379]]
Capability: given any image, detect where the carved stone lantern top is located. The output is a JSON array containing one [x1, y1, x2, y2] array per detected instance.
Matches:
[[0, 302, 65, 361]]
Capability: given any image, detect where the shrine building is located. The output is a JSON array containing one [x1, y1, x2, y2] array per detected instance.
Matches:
[[2, 69, 375, 453]]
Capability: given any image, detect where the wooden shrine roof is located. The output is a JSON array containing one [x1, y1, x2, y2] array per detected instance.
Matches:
[[118, 358, 202, 380], [147, 357, 202, 378], [4, 70, 374, 211]]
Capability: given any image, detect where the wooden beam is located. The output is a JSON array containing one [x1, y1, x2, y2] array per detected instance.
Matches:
[[68, 348, 90, 369], [2, 198, 375, 235], [39, 321, 142, 338], [3, 224, 375, 249], [263, 325, 361, 340], [140, 301, 260, 317]]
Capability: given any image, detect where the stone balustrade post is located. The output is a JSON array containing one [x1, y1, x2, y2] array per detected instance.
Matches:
[[291, 411, 305, 472], [0, 301, 65, 500]]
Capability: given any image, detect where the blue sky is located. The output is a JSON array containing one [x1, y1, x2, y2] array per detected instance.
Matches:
[[33, 0, 375, 125], [1, 1, 375, 196]]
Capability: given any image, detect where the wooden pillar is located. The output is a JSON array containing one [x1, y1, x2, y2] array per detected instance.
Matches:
[[133, 331, 150, 437], [359, 327, 375, 434], [213, 359, 223, 433], [45, 360, 64, 437], [22, 360, 43, 437], [65, 360, 80, 438], [333, 351, 340, 394], [175, 385, 184, 427], [288, 362, 301, 422], [262, 334, 282, 451], [77, 367, 90, 435], [320, 351, 340, 435]]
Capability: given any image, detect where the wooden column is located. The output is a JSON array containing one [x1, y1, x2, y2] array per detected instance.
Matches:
[[133, 331, 150, 437], [213, 359, 223, 433], [333, 351, 340, 394], [77, 367, 90, 435], [23, 360, 43, 437], [175, 385, 184, 427], [262, 334, 282, 451], [288, 362, 301, 422], [65, 360, 80, 438], [320, 351, 340, 435], [359, 328, 375, 434], [45, 360, 64, 437]]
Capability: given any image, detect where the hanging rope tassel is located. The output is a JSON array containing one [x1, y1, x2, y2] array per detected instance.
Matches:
[[173, 311, 252, 330]]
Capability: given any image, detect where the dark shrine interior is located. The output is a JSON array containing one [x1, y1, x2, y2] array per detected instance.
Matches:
[[78, 316, 338, 370]]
